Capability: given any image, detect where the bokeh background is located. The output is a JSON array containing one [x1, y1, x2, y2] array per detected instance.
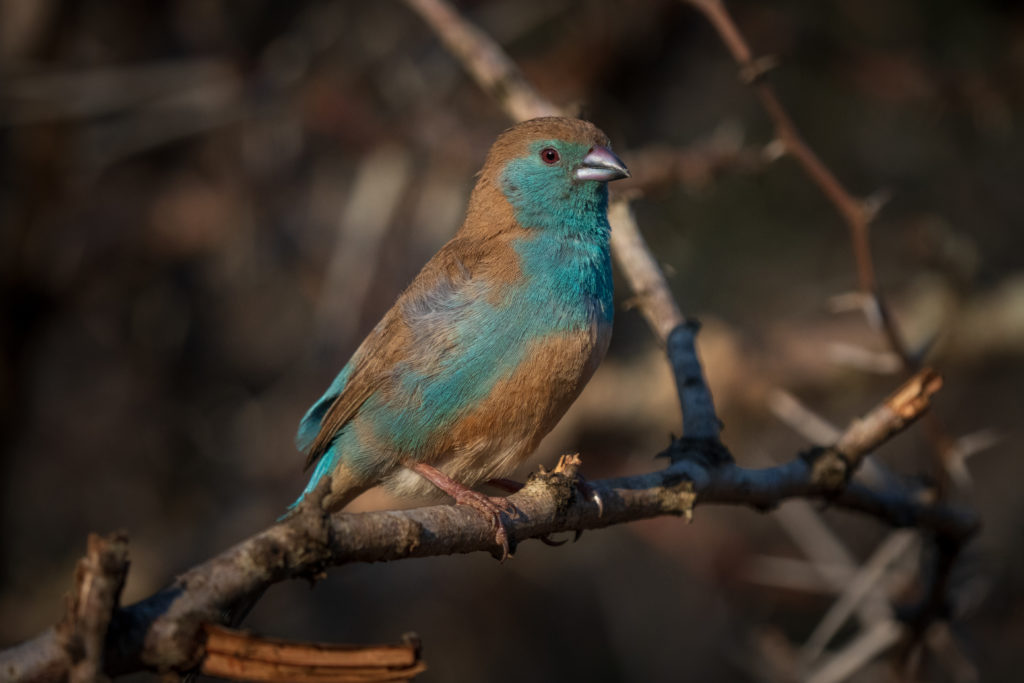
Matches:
[[2, 0, 1023, 680]]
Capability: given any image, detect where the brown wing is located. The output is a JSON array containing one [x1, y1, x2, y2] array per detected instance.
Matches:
[[301, 230, 522, 471], [303, 368, 381, 470]]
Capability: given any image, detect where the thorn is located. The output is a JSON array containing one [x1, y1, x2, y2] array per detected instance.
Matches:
[[739, 55, 779, 84], [910, 329, 942, 366], [952, 429, 1000, 462], [862, 189, 892, 223], [539, 534, 568, 547], [763, 138, 787, 162], [943, 428, 1001, 489]]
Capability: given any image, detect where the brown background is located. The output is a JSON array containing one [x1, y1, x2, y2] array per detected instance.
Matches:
[[2, 1, 1022, 680]]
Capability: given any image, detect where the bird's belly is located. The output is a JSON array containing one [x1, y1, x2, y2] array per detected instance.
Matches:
[[381, 319, 610, 498]]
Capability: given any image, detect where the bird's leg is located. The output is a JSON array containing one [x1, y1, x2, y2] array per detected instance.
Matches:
[[407, 462, 519, 559]]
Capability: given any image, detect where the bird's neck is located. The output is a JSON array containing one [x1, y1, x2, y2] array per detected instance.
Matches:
[[510, 224, 613, 326], [459, 177, 614, 327], [508, 187, 614, 329], [502, 174, 611, 242]]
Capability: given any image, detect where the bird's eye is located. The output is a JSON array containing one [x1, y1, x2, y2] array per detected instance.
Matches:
[[540, 147, 560, 164]]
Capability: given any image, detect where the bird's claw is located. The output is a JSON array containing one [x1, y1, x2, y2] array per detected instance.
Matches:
[[539, 534, 568, 547], [452, 489, 519, 560], [574, 474, 604, 517]]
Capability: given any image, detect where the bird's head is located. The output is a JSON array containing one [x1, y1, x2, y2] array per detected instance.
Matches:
[[476, 117, 629, 235]]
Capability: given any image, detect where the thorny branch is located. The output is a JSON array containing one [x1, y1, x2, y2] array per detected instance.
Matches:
[[682, 0, 882, 301], [404, 0, 979, 673], [0, 0, 982, 680], [0, 367, 974, 681], [675, 3, 975, 670], [679, 0, 971, 492]]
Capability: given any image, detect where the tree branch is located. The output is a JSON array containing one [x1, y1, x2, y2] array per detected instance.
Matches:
[[0, 1, 982, 680], [680, 0, 966, 507], [0, 365, 975, 679], [682, 0, 880, 297]]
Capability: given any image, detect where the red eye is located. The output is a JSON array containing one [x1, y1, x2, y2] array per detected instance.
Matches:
[[540, 147, 560, 164]]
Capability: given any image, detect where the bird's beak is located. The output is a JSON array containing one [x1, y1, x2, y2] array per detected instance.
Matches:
[[576, 146, 630, 182]]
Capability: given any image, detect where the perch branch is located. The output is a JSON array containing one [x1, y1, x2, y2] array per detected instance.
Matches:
[[0, 367, 975, 680]]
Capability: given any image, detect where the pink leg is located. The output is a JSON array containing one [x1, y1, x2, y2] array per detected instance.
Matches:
[[485, 477, 567, 546], [408, 462, 518, 559]]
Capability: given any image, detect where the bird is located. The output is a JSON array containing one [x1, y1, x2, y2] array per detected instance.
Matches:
[[293, 117, 629, 557]]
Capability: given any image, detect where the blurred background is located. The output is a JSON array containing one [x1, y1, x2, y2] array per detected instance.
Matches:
[[1, 0, 1022, 680]]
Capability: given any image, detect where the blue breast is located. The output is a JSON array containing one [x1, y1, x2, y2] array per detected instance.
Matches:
[[368, 229, 611, 450]]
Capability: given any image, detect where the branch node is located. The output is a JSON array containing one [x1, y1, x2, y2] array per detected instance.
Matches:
[[862, 189, 892, 223], [660, 472, 697, 519], [739, 55, 779, 84], [808, 447, 852, 491], [885, 368, 943, 421], [527, 454, 585, 516], [665, 437, 733, 468], [762, 138, 787, 162]]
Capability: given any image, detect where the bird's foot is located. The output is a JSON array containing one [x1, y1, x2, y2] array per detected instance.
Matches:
[[450, 487, 519, 560], [573, 474, 604, 518], [408, 462, 519, 560]]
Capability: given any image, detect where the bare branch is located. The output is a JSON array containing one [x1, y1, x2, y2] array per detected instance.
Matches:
[[621, 136, 768, 195], [64, 532, 130, 683], [681, 0, 879, 295], [679, 0, 965, 508], [402, 0, 560, 121], [0, 362, 975, 679]]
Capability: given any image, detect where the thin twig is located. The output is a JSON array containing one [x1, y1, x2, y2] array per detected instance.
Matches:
[[606, 198, 686, 340], [681, 0, 880, 297], [678, 2, 971, 491], [800, 531, 917, 665], [403, 0, 560, 121], [806, 619, 903, 683], [61, 532, 130, 683]]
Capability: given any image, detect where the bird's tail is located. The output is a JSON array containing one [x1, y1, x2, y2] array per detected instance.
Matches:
[[284, 456, 369, 517]]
